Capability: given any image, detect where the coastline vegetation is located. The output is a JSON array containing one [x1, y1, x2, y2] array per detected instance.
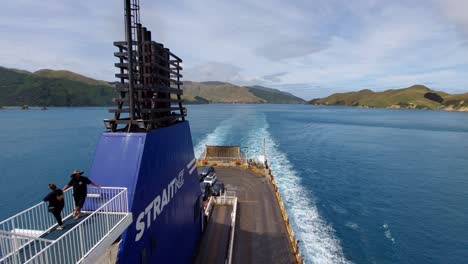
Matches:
[[309, 85, 468, 112], [0, 66, 305, 106], [0, 67, 114, 106]]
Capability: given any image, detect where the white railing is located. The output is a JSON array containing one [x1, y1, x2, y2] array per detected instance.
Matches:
[[0, 189, 75, 239], [209, 191, 237, 264], [0, 187, 129, 264], [204, 197, 215, 217], [227, 197, 238, 264], [205, 191, 237, 217], [0, 230, 53, 263], [216, 191, 236, 205]]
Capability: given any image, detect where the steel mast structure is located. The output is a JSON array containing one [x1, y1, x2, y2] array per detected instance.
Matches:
[[106, 0, 185, 132]]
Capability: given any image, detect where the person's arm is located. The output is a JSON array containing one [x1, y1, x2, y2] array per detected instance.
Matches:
[[85, 176, 100, 188], [43, 193, 51, 202], [63, 179, 73, 191]]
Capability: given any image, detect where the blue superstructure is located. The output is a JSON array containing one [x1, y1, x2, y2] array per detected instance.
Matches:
[[89, 122, 201, 263], [86, 0, 203, 262]]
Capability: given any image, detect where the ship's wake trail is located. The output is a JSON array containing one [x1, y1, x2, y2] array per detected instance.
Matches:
[[194, 119, 233, 158], [245, 114, 350, 264]]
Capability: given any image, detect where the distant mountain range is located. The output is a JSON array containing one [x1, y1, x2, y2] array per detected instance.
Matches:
[[5, 66, 465, 111], [309, 85, 468, 112], [0, 67, 305, 107], [183, 81, 305, 104], [0, 67, 114, 107]]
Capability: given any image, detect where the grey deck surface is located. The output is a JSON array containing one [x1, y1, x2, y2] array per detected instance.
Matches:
[[194, 205, 232, 264], [197, 167, 295, 264], [41, 213, 89, 240]]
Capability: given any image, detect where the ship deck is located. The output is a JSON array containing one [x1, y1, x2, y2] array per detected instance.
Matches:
[[195, 166, 295, 264]]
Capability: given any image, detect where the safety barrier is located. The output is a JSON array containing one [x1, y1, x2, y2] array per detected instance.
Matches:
[[0, 189, 75, 239], [264, 160, 304, 264], [0, 187, 130, 264], [215, 191, 236, 205], [212, 191, 237, 264], [227, 197, 237, 264], [0, 230, 52, 263], [204, 197, 215, 217]]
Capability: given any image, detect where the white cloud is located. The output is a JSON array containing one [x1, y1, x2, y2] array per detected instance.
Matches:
[[262, 72, 288, 83], [1, 0, 468, 99], [185, 62, 243, 83], [436, 0, 468, 37]]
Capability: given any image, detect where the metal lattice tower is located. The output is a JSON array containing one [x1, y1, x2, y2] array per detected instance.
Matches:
[[105, 0, 185, 132]]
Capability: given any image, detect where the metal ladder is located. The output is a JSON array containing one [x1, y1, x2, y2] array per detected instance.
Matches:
[[130, 0, 140, 53], [128, 0, 140, 73]]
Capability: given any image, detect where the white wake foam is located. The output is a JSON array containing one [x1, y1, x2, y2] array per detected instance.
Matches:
[[245, 115, 350, 264], [383, 223, 396, 244], [194, 119, 233, 158], [345, 222, 359, 230]]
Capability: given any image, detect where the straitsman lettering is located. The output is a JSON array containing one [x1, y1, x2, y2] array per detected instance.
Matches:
[[135, 169, 185, 242]]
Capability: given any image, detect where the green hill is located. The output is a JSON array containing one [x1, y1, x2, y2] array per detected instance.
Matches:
[[440, 93, 468, 110], [182, 81, 305, 104], [309, 85, 468, 111], [0, 67, 114, 106], [0, 67, 305, 106], [182, 81, 263, 103], [247, 85, 305, 104], [33, 69, 111, 87], [309, 89, 375, 106]]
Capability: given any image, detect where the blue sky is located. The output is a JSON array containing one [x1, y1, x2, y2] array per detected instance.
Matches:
[[1, 0, 468, 99]]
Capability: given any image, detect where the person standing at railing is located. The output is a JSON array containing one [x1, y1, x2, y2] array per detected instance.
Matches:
[[43, 183, 65, 230], [63, 169, 100, 219]]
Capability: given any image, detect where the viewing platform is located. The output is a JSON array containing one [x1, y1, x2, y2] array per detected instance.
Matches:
[[0, 187, 132, 264]]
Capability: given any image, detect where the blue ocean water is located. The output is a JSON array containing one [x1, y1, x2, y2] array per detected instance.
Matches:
[[1, 105, 468, 264]]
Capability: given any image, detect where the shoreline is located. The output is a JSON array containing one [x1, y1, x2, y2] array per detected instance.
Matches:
[[309, 103, 468, 113]]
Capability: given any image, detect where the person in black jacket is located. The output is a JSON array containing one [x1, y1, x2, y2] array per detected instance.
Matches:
[[63, 169, 100, 219], [43, 183, 65, 230]]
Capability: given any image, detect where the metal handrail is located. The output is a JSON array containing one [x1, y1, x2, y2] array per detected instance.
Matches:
[[0, 230, 53, 243], [26, 187, 129, 264], [204, 197, 215, 217], [0, 188, 73, 225], [227, 197, 238, 264], [0, 188, 76, 238], [0, 187, 129, 264], [0, 230, 54, 262]]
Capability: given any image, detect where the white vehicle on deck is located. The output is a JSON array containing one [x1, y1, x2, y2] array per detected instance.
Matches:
[[203, 173, 217, 186]]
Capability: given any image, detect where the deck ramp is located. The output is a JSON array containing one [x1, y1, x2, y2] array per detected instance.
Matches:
[[202, 146, 244, 163]]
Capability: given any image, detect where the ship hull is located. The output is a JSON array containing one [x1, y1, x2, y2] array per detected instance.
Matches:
[[89, 122, 201, 263]]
